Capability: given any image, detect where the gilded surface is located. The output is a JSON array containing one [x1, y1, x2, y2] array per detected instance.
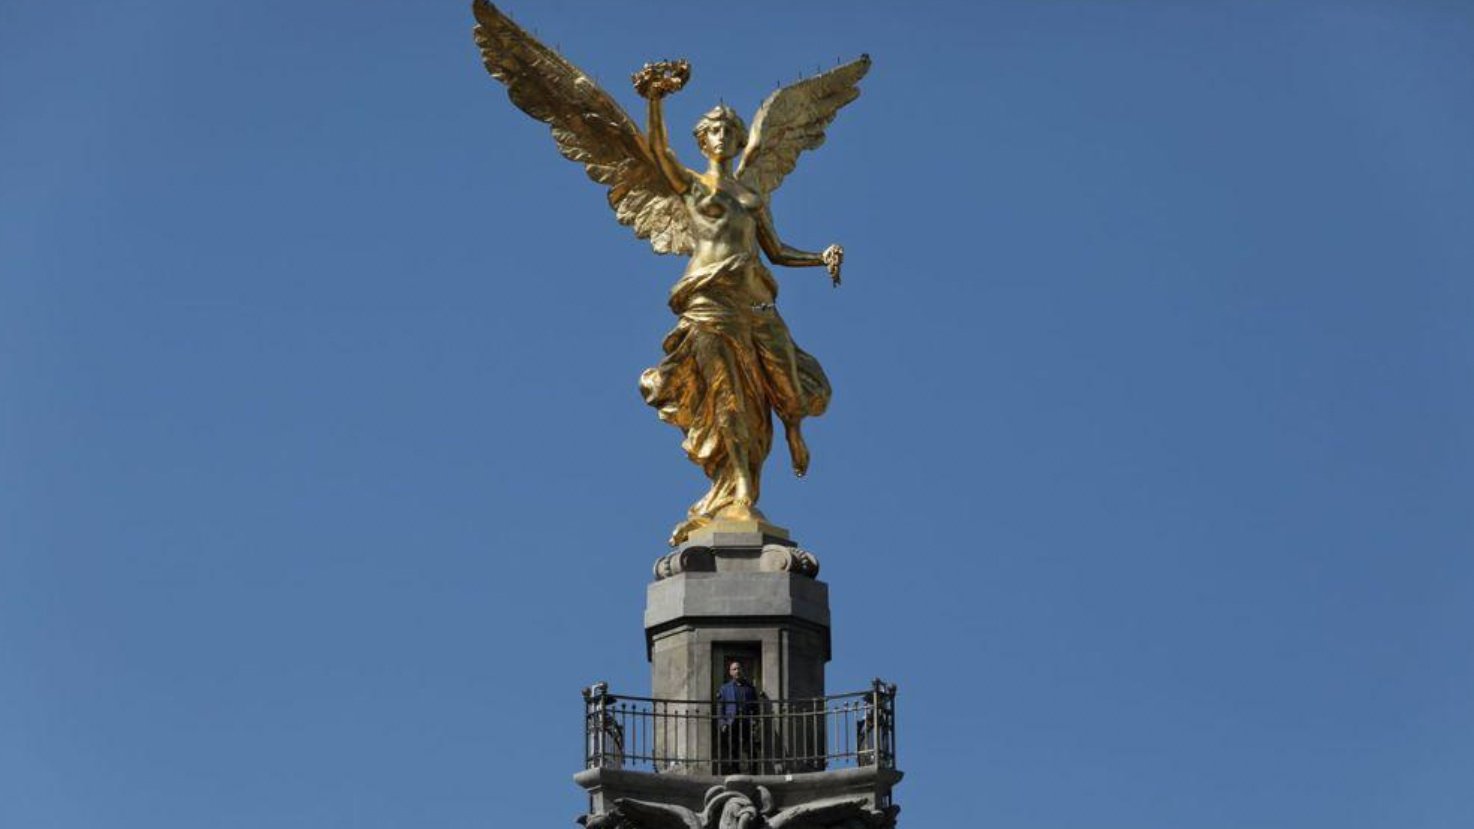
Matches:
[[472, 1, 869, 545]]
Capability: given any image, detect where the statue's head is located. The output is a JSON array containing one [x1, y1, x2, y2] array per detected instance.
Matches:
[[693, 105, 747, 162]]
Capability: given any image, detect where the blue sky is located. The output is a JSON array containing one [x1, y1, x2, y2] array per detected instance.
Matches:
[[3, 1, 1472, 827]]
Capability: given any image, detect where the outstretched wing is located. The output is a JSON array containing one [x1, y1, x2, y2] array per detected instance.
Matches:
[[610, 798, 704, 829], [767, 796, 887, 829], [472, 0, 693, 255], [736, 55, 871, 196]]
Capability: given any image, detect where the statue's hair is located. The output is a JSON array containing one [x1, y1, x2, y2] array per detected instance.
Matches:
[[692, 104, 747, 151]]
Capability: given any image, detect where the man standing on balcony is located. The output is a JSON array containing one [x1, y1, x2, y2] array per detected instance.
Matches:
[[716, 661, 760, 774]]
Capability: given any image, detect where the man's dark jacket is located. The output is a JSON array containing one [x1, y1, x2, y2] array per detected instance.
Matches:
[[717, 679, 759, 726]]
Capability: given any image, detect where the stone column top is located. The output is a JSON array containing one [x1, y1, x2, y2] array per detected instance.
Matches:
[[653, 520, 820, 581], [644, 571, 831, 632]]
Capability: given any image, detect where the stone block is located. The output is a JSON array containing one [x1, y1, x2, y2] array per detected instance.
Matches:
[[645, 573, 830, 632]]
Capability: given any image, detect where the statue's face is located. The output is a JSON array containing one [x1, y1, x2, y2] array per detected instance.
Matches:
[[700, 119, 742, 162]]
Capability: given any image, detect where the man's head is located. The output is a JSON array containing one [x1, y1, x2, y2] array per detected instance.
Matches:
[[728, 661, 744, 681]]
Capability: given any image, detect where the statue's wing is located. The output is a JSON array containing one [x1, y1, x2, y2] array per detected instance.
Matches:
[[736, 55, 871, 196], [766, 797, 885, 829], [610, 797, 704, 829], [472, 0, 693, 255]]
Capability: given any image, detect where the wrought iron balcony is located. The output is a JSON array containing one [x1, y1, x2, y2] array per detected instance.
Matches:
[[582, 680, 897, 776]]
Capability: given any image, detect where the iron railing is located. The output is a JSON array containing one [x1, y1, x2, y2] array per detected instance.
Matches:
[[583, 680, 896, 775]]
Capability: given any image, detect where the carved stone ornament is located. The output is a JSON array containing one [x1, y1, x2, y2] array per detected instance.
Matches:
[[758, 544, 820, 578], [652, 545, 820, 580], [654, 546, 717, 579], [579, 784, 898, 829]]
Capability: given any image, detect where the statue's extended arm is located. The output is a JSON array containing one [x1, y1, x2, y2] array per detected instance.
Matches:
[[632, 61, 691, 195], [646, 96, 690, 195], [757, 206, 844, 286]]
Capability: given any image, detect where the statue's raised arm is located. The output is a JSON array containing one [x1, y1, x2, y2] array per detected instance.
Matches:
[[472, 0, 694, 255]]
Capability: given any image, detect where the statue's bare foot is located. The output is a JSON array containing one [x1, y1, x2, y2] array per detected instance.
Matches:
[[668, 514, 710, 547], [785, 421, 810, 478]]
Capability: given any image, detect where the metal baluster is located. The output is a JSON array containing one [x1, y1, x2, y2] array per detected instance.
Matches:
[[848, 699, 855, 767]]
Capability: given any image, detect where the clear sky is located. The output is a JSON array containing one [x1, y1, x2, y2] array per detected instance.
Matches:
[[3, 1, 1472, 827]]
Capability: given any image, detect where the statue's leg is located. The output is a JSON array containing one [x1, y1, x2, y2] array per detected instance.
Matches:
[[665, 323, 773, 543], [669, 459, 757, 545], [754, 314, 814, 477], [783, 418, 810, 478], [653, 319, 769, 544], [718, 416, 760, 520]]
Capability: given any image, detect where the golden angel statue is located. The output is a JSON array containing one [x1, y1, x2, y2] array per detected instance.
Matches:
[[472, 1, 869, 546]]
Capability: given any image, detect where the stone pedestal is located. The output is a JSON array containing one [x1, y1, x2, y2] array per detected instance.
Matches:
[[647, 524, 827, 692], [642, 521, 830, 774], [574, 520, 900, 828]]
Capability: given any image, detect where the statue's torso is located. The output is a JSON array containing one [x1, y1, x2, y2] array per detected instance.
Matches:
[[682, 180, 775, 306]]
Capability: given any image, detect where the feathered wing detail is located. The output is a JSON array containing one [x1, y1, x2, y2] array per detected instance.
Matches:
[[609, 798, 704, 829], [766, 797, 892, 829], [736, 55, 871, 196], [472, 0, 693, 255]]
